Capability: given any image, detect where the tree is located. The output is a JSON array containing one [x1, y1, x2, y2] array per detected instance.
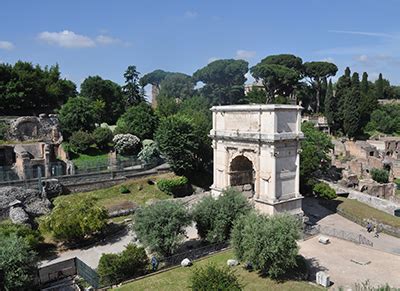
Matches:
[[115, 102, 158, 140], [242, 86, 267, 104], [300, 122, 333, 187], [97, 244, 148, 286], [140, 69, 170, 88], [0, 235, 38, 291], [324, 80, 337, 131], [343, 73, 361, 138], [335, 67, 352, 131], [123, 65, 145, 106], [134, 200, 191, 256], [113, 134, 141, 155], [359, 72, 377, 130], [190, 264, 243, 291], [68, 130, 93, 153], [39, 197, 108, 242], [192, 188, 251, 243], [375, 73, 384, 100], [365, 104, 400, 134], [0, 222, 43, 250], [231, 212, 300, 279], [58, 96, 97, 138], [193, 59, 248, 105], [92, 127, 113, 150], [155, 95, 180, 118], [155, 115, 203, 175], [370, 168, 389, 183], [138, 139, 161, 165], [158, 73, 195, 100], [303, 61, 338, 112], [80, 76, 125, 124]]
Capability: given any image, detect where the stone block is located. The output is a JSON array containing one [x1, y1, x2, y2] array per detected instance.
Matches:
[[181, 258, 192, 267], [243, 184, 252, 191], [318, 236, 330, 244], [227, 259, 239, 267], [316, 271, 330, 287]]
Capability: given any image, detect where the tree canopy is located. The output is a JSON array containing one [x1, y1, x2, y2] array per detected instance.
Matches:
[[123, 65, 145, 106], [158, 73, 195, 100]]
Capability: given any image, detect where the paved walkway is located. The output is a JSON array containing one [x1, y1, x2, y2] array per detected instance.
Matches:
[[303, 197, 400, 255]]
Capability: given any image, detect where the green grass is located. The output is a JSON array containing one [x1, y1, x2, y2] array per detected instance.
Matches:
[[69, 147, 110, 170], [333, 197, 400, 228], [54, 173, 174, 211], [115, 250, 322, 291]]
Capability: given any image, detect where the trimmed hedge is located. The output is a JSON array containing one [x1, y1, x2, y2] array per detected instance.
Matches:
[[157, 176, 190, 197], [313, 182, 337, 200]]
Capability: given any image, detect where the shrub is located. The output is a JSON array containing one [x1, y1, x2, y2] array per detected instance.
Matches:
[[0, 121, 8, 140], [189, 263, 242, 291], [156, 176, 189, 197], [231, 212, 300, 279], [0, 222, 43, 250], [371, 168, 389, 184], [92, 127, 113, 150], [192, 188, 252, 243], [134, 200, 191, 256], [39, 197, 108, 242], [98, 244, 148, 286], [119, 185, 130, 194], [113, 134, 141, 155], [68, 130, 93, 153], [138, 139, 161, 165], [313, 182, 337, 199], [0, 235, 38, 291]]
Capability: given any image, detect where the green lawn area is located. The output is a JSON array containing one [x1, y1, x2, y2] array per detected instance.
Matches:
[[115, 250, 322, 291], [332, 197, 400, 228], [69, 147, 110, 170], [54, 173, 174, 211]]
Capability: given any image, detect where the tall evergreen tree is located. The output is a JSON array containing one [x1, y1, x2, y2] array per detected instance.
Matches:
[[360, 72, 369, 95], [324, 80, 337, 131], [123, 65, 145, 106], [359, 72, 377, 130], [335, 67, 352, 131], [375, 73, 384, 100], [343, 73, 361, 138]]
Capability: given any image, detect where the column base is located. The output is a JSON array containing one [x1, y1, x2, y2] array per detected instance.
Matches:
[[254, 196, 303, 216]]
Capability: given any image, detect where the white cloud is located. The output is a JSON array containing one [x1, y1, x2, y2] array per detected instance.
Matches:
[[184, 10, 198, 19], [235, 49, 256, 60], [96, 35, 120, 45], [320, 57, 335, 63], [38, 30, 96, 48], [328, 30, 395, 39], [0, 41, 15, 50], [207, 57, 220, 64], [356, 54, 369, 63]]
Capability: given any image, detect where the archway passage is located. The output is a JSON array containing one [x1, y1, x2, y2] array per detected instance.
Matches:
[[229, 155, 254, 187]]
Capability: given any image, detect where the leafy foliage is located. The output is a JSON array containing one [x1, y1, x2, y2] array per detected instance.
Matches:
[[123, 65, 145, 106], [0, 61, 76, 115], [112, 134, 141, 155], [231, 212, 300, 279], [365, 104, 400, 135], [116, 102, 158, 140], [242, 86, 266, 104], [58, 96, 97, 138], [0, 121, 8, 140], [156, 176, 189, 197], [92, 126, 113, 150], [190, 263, 243, 291], [343, 73, 361, 138], [370, 168, 389, 184], [138, 139, 161, 165], [134, 200, 191, 256], [158, 73, 195, 100], [80, 76, 125, 124], [39, 197, 108, 242], [192, 188, 252, 243], [0, 235, 38, 291], [97, 244, 148, 286], [193, 59, 248, 105], [313, 182, 337, 199], [0, 222, 43, 250], [68, 130, 93, 153]]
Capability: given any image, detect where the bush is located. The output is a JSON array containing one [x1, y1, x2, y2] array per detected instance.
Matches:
[[0, 121, 8, 140], [156, 176, 189, 197], [138, 139, 161, 165], [0, 222, 43, 250], [119, 185, 130, 194], [98, 244, 148, 286], [134, 200, 191, 256], [0, 235, 38, 291], [231, 212, 300, 279], [189, 263, 242, 291], [92, 127, 113, 150], [313, 182, 337, 200], [192, 188, 252, 243], [371, 168, 389, 184], [113, 134, 141, 155], [68, 130, 93, 153], [39, 197, 108, 242]]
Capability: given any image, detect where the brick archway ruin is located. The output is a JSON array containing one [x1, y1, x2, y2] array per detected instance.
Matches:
[[210, 104, 304, 216]]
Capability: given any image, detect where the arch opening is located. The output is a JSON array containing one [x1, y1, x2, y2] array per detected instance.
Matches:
[[229, 155, 254, 187]]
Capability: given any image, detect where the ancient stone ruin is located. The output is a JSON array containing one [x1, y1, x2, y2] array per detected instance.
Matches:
[[210, 104, 304, 216]]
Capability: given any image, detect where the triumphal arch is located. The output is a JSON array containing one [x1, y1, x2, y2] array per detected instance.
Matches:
[[210, 104, 304, 216]]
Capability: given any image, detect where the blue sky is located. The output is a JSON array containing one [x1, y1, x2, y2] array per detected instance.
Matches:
[[1, 0, 400, 97]]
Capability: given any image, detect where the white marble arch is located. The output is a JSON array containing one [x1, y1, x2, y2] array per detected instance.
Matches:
[[209, 104, 304, 216]]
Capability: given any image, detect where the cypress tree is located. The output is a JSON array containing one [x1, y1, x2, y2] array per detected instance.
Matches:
[[375, 73, 384, 100], [335, 67, 352, 132], [359, 72, 376, 130], [324, 79, 336, 131], [343, 72, 361, 138], [360, 72, 369, 95]]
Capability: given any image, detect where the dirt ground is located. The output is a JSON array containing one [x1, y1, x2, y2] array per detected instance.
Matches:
[[299, 236, 400, 290]]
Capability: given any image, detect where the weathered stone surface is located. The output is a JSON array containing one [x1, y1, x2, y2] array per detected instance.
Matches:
[[0, 186, 51, 222], [181, 258, 192, 267], [9, 206, 30, 224], [318, 236, 330, 245], [243, 184, 252, 191], [316, 271, 330, 287], [227, 259, 239, 267], [42, 179, 64, 198]]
